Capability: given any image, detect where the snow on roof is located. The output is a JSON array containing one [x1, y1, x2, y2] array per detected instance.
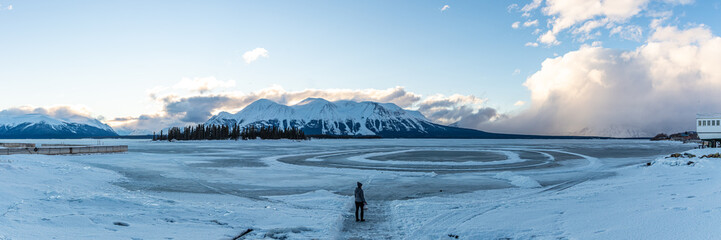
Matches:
[[697, 113, 721, 119]]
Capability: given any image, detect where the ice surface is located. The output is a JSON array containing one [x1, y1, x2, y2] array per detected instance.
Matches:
[[0, 138, 715, 239], [493, 171, 541, 188]]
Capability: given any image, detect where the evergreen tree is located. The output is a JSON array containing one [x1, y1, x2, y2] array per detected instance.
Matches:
[[154, 123, 307, 141]]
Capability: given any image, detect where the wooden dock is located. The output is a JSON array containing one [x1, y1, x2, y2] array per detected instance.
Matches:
[[0, 143, 128, 155]]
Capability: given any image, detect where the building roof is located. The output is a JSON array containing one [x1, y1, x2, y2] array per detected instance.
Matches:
[[697, 113, 721, 119]]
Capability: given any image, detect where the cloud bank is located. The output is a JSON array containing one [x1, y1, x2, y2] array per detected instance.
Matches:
[[112, 85, 502, 133], [483, 25, 721, 137], [0, 106, 94, 120]]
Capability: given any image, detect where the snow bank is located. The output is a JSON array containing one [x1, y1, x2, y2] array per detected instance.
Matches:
[[650, 148, 721, 167], [651, 157, 701, 167], [493, 171, 541, 188], [266, 190, 351, 239], [0, 154, 351, 240]]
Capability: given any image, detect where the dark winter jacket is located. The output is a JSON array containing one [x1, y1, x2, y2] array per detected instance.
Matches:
[[355, 186, 366, 203]]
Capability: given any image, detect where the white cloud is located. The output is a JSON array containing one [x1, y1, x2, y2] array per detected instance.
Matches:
[[523, 20, 539, 27], [513, 20, 539, 29], [485, 25, 721, 137], [539, 30, 560, 45], [242, 48, 269, 64], [107, 114, 184, 133], [521, 0, 543, 12], [7, 5, 11, 10], [573, 19, 609, 35], [0, 105, 100, 124], [174, 77, 236, 94], [514, 0, 692, 45], [525, 42, 540, 47], [609, 25, 643, 41], [514, 101, 526, 106], [542, 0, 648, 35], [513, 69, 521, 75], [417, 94, 499, 126], [441, 5, 450, 11], [507, 4, 519, 12]]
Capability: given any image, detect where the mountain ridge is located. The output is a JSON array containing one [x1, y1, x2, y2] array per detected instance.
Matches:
[[204, 98, 593, 139], [0, 113, 118, 139]]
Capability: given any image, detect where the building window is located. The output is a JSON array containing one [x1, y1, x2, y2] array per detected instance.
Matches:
[[700, 120, 703, 126], [704, 121, 707, 126], [717, 120, 719, 126]]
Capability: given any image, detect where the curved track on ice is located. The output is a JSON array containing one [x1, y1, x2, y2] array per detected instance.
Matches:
[[274, 147, 590, 173]]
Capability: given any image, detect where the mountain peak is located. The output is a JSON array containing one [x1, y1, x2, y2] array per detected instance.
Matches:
[[245, 98, 282, 108], [205, 98, 441, 136], [203, 98, 526, 138], [0, 112, 117, 139], [296, 98, 331, 106]]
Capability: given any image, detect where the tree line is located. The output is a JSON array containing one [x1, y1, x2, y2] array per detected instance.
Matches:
[[153, 124, 306, 141]]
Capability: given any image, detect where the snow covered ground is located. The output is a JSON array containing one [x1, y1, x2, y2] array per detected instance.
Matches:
[[0, 139, 716, 239], [390, 147, 721, 239]]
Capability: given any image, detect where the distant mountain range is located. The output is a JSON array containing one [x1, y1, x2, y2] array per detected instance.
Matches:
[[0, 98, 608, 139], [0, 113, 118, 139], [205, 98, 584, 139]]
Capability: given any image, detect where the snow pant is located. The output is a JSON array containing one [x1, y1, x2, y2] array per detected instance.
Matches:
[[355, 201, 364, 221]]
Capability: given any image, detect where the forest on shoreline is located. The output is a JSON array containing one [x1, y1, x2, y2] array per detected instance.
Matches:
[[153, 124, 307, 141]]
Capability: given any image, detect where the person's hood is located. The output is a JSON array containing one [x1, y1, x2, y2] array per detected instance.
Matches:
[[357, 182, 362, 188]]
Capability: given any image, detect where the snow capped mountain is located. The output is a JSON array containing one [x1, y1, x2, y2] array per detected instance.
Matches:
[[0, 113, 118, 139], [205, 98, 529, 138], [571, 126, 650, 138], [113, 128, 154, 136]]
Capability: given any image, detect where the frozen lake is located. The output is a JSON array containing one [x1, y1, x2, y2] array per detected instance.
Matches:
[[48, 139, 692, 200], [2, 138, 716, 239]]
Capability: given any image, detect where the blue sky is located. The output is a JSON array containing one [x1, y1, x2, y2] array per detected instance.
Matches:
[[0, 1, 564, 114], [1, 1, 720, 136]]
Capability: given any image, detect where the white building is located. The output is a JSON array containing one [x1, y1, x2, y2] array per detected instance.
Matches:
[[697, 114, 721, 147]]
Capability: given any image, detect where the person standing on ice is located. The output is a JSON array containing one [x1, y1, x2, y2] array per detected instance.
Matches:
[[355, 182, 367, 222]]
